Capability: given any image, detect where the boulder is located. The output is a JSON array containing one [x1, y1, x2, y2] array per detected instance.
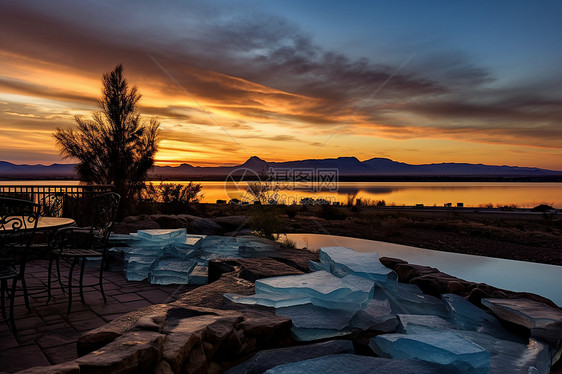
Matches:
[[225, 340, 354, 374], [264, 354, 449, 374], [161, 310, 242, 373], [176, 273, 255, 310], [78, 304, 172, 356], [482, 298, 562, 359], [153, 361, 174, 374], [211, 258, 304, 283], [152, 215, 189, 229], [381, 258, 559, 308], [15, 363, 80, 374], [123, 215, 145, 223], [177, 214, 202, 222], [409, 273, 464, 297], [112, 219, 161, 234], [213, 216, 250, 231], [393, 263, 440, 282], [75, 331, 164, 374], [190, 218, 223, 235]]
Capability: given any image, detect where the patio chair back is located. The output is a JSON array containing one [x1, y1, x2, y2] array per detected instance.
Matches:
[[39, 193, 65, 217], [0, 197, 40, 262], [87, 192, 120, 251]]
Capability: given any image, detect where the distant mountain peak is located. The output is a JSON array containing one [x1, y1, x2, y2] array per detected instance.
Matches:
[[241, 156, 268, 170], [1, 157, 560, 179]]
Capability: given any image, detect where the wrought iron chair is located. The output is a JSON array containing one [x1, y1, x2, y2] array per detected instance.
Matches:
[[0, 197, 40, 333], [50, 192, 120, 314], [39, 193, 65, 218]]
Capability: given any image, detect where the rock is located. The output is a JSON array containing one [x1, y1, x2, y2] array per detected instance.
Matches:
[[381, 258, 559, 309], [447, 280, 468, 294], [190, 218, 223, 235], [393, 263, 440, 282], [379, 257, 408, 269], [264, 354, 449, 374], [271, 248, 319, 273], [308, 260, 330, 272], [397, 314, 455, 334], [276, 304, 356, 331], [205, 319, 236, 346], [481, 298, 562, 330], [470, 287, 558, 309], [186, 344, 207, 374], [228, 258, 304, 283], [112, 219, 161, 234], [153, 360, 174, 374], [318, 247, 397, 284], [177, 214, 201, 222], [350, 298, 397, 332], [442, 294, 503, 332], [456, 330, 552, 374], [207, 248, 318, 283], [75, 331, 164, 374], [215, 329, 244, 357], [176, 273, 255, 310], [224, 228, 254, 237], [381, 283, 449, 318], [371, 331, 490, 373], [77, 304, 172, 356], [207, 260, 240, 282], [213, 216, 249, 231], [152, 215, 189, 229], [15, 363, 80, 374], [161, 308, 242, 373], [225, 340, 355, 374], [255, 271, 375, 310], [123, 215, 144, 223], [135, 314, 166, 332], [235, 314, 292, 341], [409, 273, 463, 297], [482, 298, 562, 359]]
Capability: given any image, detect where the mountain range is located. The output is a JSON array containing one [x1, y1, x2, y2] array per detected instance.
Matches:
[[1, 157, 561, 180]]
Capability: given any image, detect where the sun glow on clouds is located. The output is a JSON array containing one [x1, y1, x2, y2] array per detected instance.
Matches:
[[0, 1, 562, 169]]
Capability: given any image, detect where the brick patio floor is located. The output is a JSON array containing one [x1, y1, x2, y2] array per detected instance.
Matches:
[[0, 258, 196, 373]]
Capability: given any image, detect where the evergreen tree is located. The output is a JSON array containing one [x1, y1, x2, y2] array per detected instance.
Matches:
[[54, 64, 159, 213]]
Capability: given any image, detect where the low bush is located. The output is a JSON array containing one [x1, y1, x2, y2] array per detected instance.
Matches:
[[249, 207, 281, 240], [317, 205, 347, 220]]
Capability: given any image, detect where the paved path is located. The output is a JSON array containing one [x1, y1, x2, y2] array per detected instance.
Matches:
[[0, 259, 196, 373]]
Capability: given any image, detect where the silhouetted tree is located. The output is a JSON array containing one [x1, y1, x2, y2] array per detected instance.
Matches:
[[54, 64, 159, 214]]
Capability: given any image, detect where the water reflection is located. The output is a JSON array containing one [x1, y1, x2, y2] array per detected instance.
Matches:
[[202, 181, 562, 208]]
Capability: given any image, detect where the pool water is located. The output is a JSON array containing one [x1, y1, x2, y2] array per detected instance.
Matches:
[[283, 233, 562, 307]]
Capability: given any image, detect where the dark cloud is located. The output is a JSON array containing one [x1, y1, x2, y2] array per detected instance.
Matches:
[[0, 0, 561, 158], [0, 77, 96, 106]]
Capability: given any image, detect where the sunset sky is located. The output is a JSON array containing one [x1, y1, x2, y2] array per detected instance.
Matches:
[[1, 1, 561, 169]]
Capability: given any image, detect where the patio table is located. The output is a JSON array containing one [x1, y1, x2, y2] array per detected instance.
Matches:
[[0, 216, 75, 232], [1, 216, 76, 305]]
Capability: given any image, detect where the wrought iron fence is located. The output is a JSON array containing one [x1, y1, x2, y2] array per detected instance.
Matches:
[[0, 184, 114, 222]]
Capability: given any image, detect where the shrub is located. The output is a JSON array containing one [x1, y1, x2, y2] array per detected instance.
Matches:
[[380, 217, 401, 237], [284, 206, 298, 219], [317, 205, 347, 220], [346, 192, 358, 206], [142, 182, 203, 214], [249, 207, 281, 240]]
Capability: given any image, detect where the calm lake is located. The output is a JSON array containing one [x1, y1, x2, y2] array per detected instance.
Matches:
[[2, 180, 562, 208]]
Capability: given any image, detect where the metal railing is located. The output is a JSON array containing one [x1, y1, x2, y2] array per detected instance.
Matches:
[[0, 184, 114, 221]]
